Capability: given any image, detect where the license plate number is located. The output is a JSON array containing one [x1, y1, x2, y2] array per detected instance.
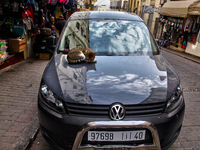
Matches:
[[88, 130, 146, 141]]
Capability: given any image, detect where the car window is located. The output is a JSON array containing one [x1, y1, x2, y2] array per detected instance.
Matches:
[[58, 19, 159, 56]]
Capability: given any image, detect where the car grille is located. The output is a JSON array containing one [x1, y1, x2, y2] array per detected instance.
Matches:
[[65, 102, 166, 116]]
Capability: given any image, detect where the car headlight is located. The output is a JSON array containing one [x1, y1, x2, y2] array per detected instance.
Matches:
[[40, 84, 65, 113], [166, 86, 183, 113]]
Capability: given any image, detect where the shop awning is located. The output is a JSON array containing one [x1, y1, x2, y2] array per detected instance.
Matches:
[[160, 0, 199, 18], [188, 1, 200, 15]]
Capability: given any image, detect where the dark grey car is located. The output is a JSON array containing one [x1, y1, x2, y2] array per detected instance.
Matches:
[[38, 11, 185, 150]]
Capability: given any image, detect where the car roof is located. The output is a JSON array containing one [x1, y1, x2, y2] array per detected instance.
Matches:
[[68, 11, 143, 22]]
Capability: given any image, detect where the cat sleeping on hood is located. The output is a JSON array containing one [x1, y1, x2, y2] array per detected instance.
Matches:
[[67, 47, 96, 64]]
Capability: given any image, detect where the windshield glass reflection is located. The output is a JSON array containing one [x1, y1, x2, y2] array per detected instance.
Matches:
[[58, 19, 159, 56]]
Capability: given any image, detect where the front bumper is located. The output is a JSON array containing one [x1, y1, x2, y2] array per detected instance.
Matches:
[[72, 121, 161, 150], [38, 95, 185, 150]]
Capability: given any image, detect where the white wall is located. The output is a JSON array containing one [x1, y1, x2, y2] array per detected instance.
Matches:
[[186, 30, 200, 57]]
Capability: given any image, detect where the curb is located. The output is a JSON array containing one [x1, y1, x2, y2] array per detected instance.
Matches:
[[161, 47, 200, 64], [11, 113, 40, 150]]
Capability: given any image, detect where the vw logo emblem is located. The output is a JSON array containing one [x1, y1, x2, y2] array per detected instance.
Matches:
[[109, 103, 125, 120]]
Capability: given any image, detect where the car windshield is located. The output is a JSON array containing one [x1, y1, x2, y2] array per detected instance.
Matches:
[[58, 19, 159, 56]]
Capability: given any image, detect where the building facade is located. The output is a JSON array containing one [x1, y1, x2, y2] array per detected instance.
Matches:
[[110, 0, 161, 35], [94, 5, 107, 11], [84, 0, 97, 10], [110, 0, 128, 11]]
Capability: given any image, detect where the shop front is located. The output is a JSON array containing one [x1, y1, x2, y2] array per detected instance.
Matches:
[[0, 0, 77, 70], [158, 0, 200, 54], [185, 1, 200, 57]]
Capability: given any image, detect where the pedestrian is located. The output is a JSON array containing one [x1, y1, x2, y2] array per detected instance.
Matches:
[[56, 14, 67, 35], [45, 15, 59, 38], [40, 17, 46, 28], [161, 30, 169, 47], [45, 16, 56, 31]]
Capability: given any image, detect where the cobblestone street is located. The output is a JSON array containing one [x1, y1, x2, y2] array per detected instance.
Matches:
[[163, 49, 200, 150], [0, 59, 48, 150]]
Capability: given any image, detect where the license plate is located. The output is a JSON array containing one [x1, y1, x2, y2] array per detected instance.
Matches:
[[88, 130, 146, 141]]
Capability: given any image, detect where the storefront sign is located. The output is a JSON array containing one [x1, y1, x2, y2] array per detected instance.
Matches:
[[144, 6, 155, 13]]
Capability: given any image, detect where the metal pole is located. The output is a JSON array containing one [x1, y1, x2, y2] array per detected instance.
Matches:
[[128, 0, 130, 12], [115, 0, 116, 10], [119, 0, 121, 11]]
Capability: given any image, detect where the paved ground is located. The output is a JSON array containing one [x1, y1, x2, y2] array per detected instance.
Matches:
[[1, 47, 200, 150], [0, 58, 49, 150], [161, 48, 200, 150]]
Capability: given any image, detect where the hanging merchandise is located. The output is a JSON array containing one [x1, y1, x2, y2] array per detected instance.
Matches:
[[181, 40, 187, 49], [63, 0, 69, 4], [22, 9, 33, 21], [27, 0, 35, 5], [191, 34, 197, 44], [23, 17, 34, 30], [27, 3, 34, 19], [11, 1, 23, 19], [192, 20, 198, 33], [163, 23, 167, 33], [0, 40, 8, 65], [180, 18, 185, 35], [188, 20, 194, 33], [185, 24, 189, 32], [58, 0, 67, 4], [192, 16, 200, 33], [37, 9, 45, 26], [32, 3, 39, 23], [55, 6, 62, 19], [197, 15, 200, 23], [64, 0, 73, 9], [184, 18, 190, 32], [12, 19, 24, 37], [22, 6, 34, 31], [61, 4, 66, 13], [49, 0, 57, 5], [32, 2, 39, 12], [166, 21, 171, 31], [11, 1, 19, 12], [47, 0, 57, 17], [1, 17, 14, 38]]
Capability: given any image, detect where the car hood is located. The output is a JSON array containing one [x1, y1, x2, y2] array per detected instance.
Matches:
[[42, 54, 179, 105]]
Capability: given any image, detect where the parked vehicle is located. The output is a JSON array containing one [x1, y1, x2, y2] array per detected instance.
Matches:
[[38, 11, 185, 150]]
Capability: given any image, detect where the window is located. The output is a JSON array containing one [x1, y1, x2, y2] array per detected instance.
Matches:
[[81, 26, 86, 38], [76, 22, 80, 30], [73, 73, 77, 80]]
